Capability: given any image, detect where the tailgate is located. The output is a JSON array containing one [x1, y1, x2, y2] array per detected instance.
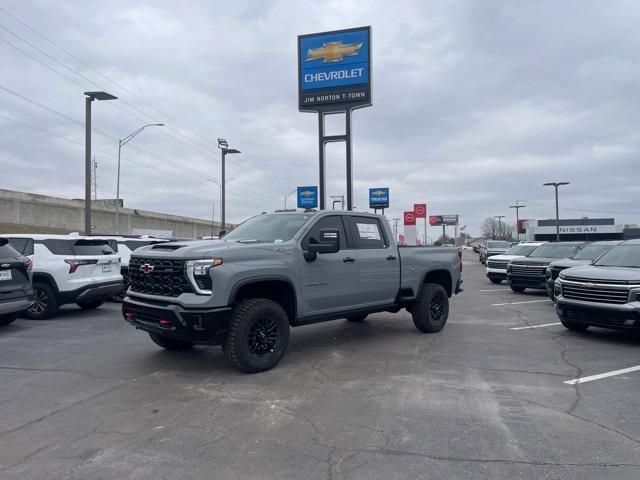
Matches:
[[0, 259, 30, 297]]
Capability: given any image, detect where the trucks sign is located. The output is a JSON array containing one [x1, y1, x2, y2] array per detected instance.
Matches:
[[369, 187, 389, 209], [298, 26, 372, 112], [297, 186, 318, 209], [429, 215, 458, 226]]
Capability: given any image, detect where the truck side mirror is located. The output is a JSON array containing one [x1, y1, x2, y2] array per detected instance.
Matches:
[[304, 228, 340, 261]]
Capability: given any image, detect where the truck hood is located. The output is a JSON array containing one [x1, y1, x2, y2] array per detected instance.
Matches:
[[132, 239, 296, 261], [487, 254, 526, 261], [549, 259, 592, 269], [560, 265, 640, 283]]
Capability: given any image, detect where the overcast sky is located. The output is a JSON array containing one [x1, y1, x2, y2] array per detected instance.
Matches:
[[1, 0, 638, 239]]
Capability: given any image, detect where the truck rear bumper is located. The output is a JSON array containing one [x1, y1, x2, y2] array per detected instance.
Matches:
[[59, 281, 123, 304], [0, 297, 33, 316], [122, 296, 232, 345]]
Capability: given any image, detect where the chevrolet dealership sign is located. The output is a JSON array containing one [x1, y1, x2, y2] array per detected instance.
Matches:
[[298, 27, 372, 111]]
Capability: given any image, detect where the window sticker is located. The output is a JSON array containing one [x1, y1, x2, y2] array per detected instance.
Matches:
[[356, 222, 381, 240]]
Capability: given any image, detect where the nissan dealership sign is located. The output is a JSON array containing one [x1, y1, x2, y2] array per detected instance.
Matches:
[[533, 224, 623, 235]]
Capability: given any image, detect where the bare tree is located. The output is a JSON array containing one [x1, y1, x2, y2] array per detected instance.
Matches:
[[481, 217, 514, 241]]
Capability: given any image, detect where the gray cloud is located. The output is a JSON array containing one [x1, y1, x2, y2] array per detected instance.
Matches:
[[1, 0, 639, 239]]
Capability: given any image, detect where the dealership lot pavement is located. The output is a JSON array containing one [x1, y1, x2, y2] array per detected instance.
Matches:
[[1, 252, 639, 479]]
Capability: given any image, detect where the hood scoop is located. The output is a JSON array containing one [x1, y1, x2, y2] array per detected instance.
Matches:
[[151, 244, 184, 251]]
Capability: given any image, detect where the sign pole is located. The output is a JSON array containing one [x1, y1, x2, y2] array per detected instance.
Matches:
[[345, 109, 353, 211], [318, 113, 326, 210], [424, 218, 427, 246]]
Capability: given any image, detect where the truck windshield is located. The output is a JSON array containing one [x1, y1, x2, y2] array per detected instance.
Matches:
[[572, 244, 614, 260], [593, 245, 640, 268], [223, 214, 313, 243], [528, 244, 580, 258], [487, 241, 509, 248], [505, 244, 538, 256]]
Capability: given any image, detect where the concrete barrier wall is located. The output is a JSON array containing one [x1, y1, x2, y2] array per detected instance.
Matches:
[[0, 188, 223, 238]]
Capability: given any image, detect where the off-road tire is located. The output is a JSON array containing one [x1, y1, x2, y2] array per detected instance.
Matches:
[[411, 283, 449, 333], [490, 278, 502, 284], [77, 299, 104, 310], [0, 313, 18, 326], [561, 319, 589, 332], [510, 285, 526, 293], [149, 332, 194, 350], [24, 282, 58, 320], [346, 314, 368, 322], [224, 298, 290, 373]]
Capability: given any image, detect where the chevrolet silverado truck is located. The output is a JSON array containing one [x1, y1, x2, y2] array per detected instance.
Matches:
[[507, 242, 587, 293], [555, 240, 640, 331], [479, 240, 510, 264], [122, 210, 463, 373], [485, 242, 545, 284], [545, 241, 620, 299]]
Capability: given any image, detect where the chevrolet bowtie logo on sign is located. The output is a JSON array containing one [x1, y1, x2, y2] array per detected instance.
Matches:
[[298, 26, 371, 111], [372, 190, 385, 196], [305, 41, 363, 63], [300, 190, 314, 197], [369, 187, 389, 209]]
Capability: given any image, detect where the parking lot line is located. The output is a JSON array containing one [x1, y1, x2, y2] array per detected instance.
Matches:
[[564, 365, 640, 385], [479, 288, 511, 292], [510, 322, 561, 331], [492, 299, 550, 306]]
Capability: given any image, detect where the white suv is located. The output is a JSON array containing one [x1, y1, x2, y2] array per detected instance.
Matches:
[[0, 234, 123, 319]]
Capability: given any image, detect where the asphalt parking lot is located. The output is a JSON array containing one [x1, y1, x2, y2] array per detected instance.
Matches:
[[1, 251, 639, 479]]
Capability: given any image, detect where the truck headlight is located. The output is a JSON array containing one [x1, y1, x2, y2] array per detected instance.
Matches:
[[554, 280, 562, 298], [545, 268, 552, 279], [186, 259, 222, 295], [629, 289, 640, 303]]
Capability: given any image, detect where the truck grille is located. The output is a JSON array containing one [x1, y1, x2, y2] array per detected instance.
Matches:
[[487, 259, 508, 269], [562, 283, 629, 304], [510, 264, 546, 276], [129, 257, 193, 297]]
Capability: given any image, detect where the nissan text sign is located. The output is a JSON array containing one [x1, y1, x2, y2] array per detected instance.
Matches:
[[298, 27, 372, 112]]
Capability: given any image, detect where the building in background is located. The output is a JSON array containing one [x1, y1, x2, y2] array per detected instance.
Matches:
[[522, 218, 640, 242]]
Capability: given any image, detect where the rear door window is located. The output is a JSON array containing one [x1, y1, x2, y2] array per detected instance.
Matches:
[[0, 240, 20, 259], [348, 216, 387, 249], [40, 239, 74, 255], [7, 237, 34, 255]]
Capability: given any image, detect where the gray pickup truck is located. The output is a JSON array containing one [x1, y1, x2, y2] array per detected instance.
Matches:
[[122, 210, 463, 372]]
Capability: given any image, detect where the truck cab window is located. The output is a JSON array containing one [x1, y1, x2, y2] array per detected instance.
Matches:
[[302, 216, 347, 250]]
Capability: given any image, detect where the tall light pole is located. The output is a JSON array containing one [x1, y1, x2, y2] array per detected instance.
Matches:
[[84, 91, 117, 235], [217, 138, 240, 231], [115, 123, 164, 234], [509, 201, 526, 242], [543, 182, 570, 241], [284, 189, 297, 209], [495, 215, 505, 240], [208, 177, 233, 232]]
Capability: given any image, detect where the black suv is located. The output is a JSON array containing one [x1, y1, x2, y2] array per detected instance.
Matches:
[[507, 242, 587, 293], [556, 240, 640, 331], [545, 241, 620, 299], [0, 239, 33, 327]]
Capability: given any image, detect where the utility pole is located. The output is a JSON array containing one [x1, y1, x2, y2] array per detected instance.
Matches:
[[509, 201, 526, 241], [544, 182, 570, 242], [495, 215, 506, 240], [392, 217, 400, 241], [217, 138, 241, 231], [211, 202, 215, 237]]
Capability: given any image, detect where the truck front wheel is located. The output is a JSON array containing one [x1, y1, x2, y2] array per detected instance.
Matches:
[[224, 298, 290, 373], [411, 283, 449, 333]]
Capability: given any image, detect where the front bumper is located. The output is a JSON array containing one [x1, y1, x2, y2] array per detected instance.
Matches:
[[486, 267, 507, 281], [556, 296, 640, 330], [508, 274, 547, 290], [122, 296, 232, 345]]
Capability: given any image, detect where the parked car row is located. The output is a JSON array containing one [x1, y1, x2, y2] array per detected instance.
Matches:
[[0, 234, 170, 323], [482, 239, 640, 333]]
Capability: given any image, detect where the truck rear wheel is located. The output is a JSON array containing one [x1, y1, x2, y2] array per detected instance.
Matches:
[[411, 283, 449, 333], [224, 298, 289, 373], [149, 332, 194, 350]]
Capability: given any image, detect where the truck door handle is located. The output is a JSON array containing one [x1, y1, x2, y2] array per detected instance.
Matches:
[[343, 257, 356, 263], [386, 255, 397, 261]]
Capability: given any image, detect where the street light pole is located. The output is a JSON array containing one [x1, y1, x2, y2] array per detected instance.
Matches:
[[284, 189, 297, 209], [217, 138, 240, 231], [495, 215, 506, 240], [115, 123, 164, 234], [84, 91, 117, 235], [509, 201, 526, 241], [543, 182, 570, 241]]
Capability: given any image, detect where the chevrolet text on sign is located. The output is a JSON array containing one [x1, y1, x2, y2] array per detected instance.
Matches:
[[298, 27, 372, 111]]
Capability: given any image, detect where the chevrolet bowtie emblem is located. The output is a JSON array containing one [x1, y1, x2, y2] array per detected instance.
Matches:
[[583, 282, 595, 289], [305, 41, 363, 63]]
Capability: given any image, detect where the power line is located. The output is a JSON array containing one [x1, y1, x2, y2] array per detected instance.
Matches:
[[0, 11, 299, 191], [520, 199, 640, 216]]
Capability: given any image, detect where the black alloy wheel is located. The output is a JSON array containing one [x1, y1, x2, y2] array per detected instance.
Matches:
[[247, 317, 280, 356]]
